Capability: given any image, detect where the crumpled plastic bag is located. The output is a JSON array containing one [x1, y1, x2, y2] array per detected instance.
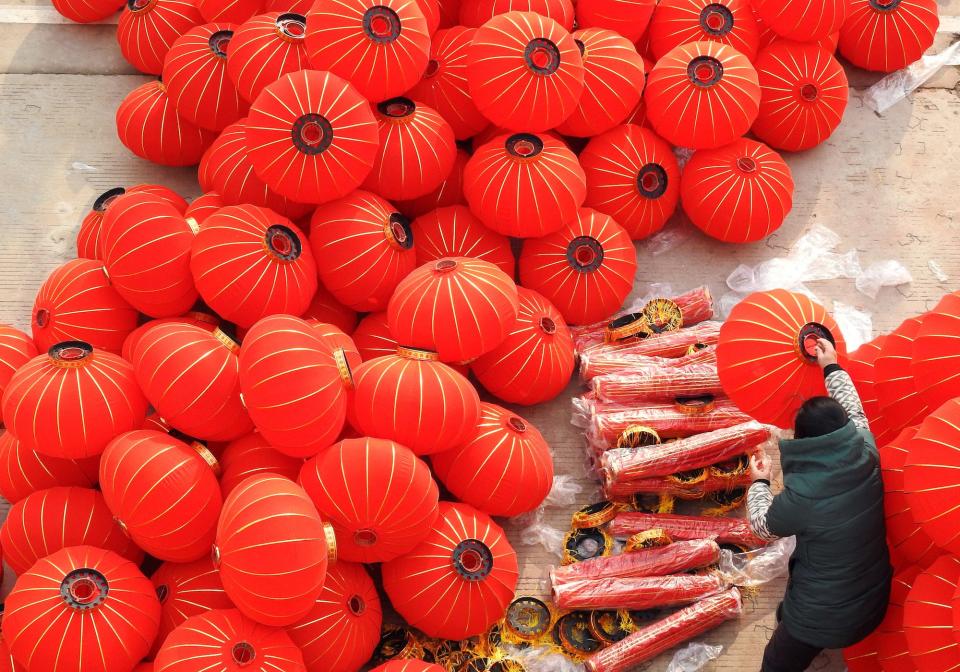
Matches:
[[832, 301, 873, 352], [718, 536, 796, 587], [543, 474, 583, 508], [514, 475, 584, 558], [855, 260, 913, 299], [666, 642, 724, 672], [502, 645, 583, 672], [865, 40, 960, 114]]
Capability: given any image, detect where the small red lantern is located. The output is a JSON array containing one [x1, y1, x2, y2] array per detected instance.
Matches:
[[575, 0, 655, 42], [309, 190, 417, 312], [382, 502, 519, 640], [460, 0, 573, 28], [302, 283, 359, 333], [352, 312, 396, 361], [2, 546, 160, 672], [121, 314, 219, 363], [198, 0, 262, 23], [0, 326, 37, 425], [117, 0, 204, 74], [519, 208, 637, 326], [681, 138, 794, 243], [216, 474, 330, 626], [246, 70, 379, 204], [467, 11, 584, 132], [912, 290, 960, 411], [646, 41, 760, 150], [0, 432, 99, 504], [875, 315, 930, 435], [838, 0, 938, 73], [580, 124, 680, 241], [752, 0, 846, 42], [78, 185, 188, 260], [648, 0, 760, 61], [288, 561, 382, 672], [903, 555, 960, 670], [52, 0, 124, 23], [227, 12, 310, 103], [411, 205, 515, 277], [219, 433, 302, 497], [348, 348, 481, 455], [464, 132, 586, 238], [300, 437, 440, 563], [151, 557, 234, 657], [396, 147, 469, 218]]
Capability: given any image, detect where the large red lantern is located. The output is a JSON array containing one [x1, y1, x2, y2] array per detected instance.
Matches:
[[116, 80, 217, 166], [464, 132, 586, 238], [575, 0, 655, 42], [903, 555, 960, 670], [198, 0, 261, 23], [472, 287, 574, 405], [875, 316, 930, 435], [121, 314, 219, 363], [227, 12, 310, 103], [912, 290, 960, 411], [838, 0, 938, 73], [396, 147, 469, 218], [32, 259, 138, 354], [648, 0, 760, 61], [752, 0, 846, 42], [191, 204, 317, 326], [388, 257, 519, 362], [3, 343, 147, 458], [459, 0, 574, 28], [52, 0, 124, 23], [215, 474, 330, 626], [2, 546, 160, 672], [717, 289, 847, 428], [117, 0, 204, 74], [151, 557, 234, 656], [246, 69, 379, 204], [580, 125, 680, 241], [78, 185, 188, 260], [100, 430, 223, 562], [288, 561, 382, 672], [131, 322, 253, 441], [381, 502, 519, 640], [351, 312, 396, 361], [518, 208, 637, 326], [847, 336, 894, 445], [875, 566, 922, 672], [0, 432, 99, 504], [411, 206, 515, 279], [219, 433, 302, 497], [0, 326, 36, 425], [155, 608, 306, 672], [467, 11, 584, 132], [681, 138, 794, 243], [645, 41, 760, 149], [752, 41, 849, 152], [348, 349, 481, 454], [302, 283, 359, 333]]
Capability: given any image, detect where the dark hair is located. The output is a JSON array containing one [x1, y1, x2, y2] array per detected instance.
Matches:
[[794, 396, 848, 439]]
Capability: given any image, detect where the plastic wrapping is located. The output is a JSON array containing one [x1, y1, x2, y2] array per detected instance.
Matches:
[[718, 536, 796, 588], [584, 588, 743, 672], [666, 642, 724, 672], [552, 573, 726, 611], [856, 260, 913, 299], [865, 40, 960, 114], [544, 474, 584, 508], [609, 512, 767, 549], [504, 645, 584, 672], [579, 321, 722, 370], [582, 344, 717, 383], [591, 363, 722, 403], [550, 539, 721, 586], [832, 301, 873, 353]]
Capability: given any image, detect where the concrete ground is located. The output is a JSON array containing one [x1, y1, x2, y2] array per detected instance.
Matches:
[[0, 1, 958, 670]]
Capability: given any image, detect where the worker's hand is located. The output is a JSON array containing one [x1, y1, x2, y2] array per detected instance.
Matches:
[[750, 451, 773, 482], [815, 338, 838, 369]]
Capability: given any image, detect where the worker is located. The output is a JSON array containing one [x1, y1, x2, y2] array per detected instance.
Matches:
[[748, 338, 892, 672]]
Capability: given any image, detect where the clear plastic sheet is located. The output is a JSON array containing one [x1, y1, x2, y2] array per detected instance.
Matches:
[[609, 512, 767, 549], [855, 260, 913, 299], [605, 469, 753, 501], [666, 642, 724, 672], [581, 344, 718, 383], [832, 301, 873, 352], [864, 40, 960, 114], [718, 536, 796, 588], [550, 539, 721, 586], [503, 645, 584, 672], [544, 474, 584, 508], [552, 573, 726, 611], [643, 222, 694, 256], [514, 475, 586, 558], [591, 362, 722, 403]]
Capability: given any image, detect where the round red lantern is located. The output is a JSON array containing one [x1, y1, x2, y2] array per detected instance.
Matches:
[[78, 185, 188, 260], [265, 0, 311, 11], [903, 555, 960, 670], [184, 191, 224, 224], [875, 566, 922, 672], [52, 0, 124, 23], [843, 634, 880, 672], [219, 433, 302, 497], [646, 41, 760, 149], [352, 312, 396, 362], [198, 0, 262, 23], [300, 437, 440, 563], [117, 80, 217, 166], [580, 124, 680, 241], [216, 474, 330, 626], [117, 0, 204, 74], [302, 283, 359, 333], [307, 322, 361, 371], [411, 205, 515, 277], [396, 147, 469, 218], [838, 0, 938, 73], [467, 11, 584, 132], [100, 430, 223, 562], [418, 0, 440, 32], [348, 349, 481, 454], [32, 259, 138, 354], [753, 0, 846, 42], [752, 41, 849, 152], [246, 69, 379, 204], [518, 208, 636, 326], [464, 132, 586, 238], [648, 0, 760, 61], [912, 290, 960, 411], [0, 432, 99, 504], [151, 557, 234, 656], [875, 315, 930, 435], [2, 546, 160, 672], [681, 138, 794, 243], [472, 287, 574, 405], [227, 12, 310, 103], [288, 561, 382, 672], [382, 502, 519, 640], [460, 0, 573, 28], [717, 289, 847, 428], [0, 326, 36, 426], [575, 0, 655, 42], [847, 336, 894, 446], [121, 314, 219, 363]]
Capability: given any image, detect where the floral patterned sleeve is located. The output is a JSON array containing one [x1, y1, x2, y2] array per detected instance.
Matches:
[[824, 366, 869, 430]]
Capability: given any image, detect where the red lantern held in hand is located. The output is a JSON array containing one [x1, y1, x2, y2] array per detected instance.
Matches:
[[227, 12, 310, 103], [752, 0, 846, 42], [78, 185, 188, 260], [459, 0, 574, 29], [198, 0, 262, 23], [0, 326, 36, 426], [648, 0, 761, 61], [52, 0, 124, 23], [117, 0, 204, 75], [218, 433, 302, 497], [0, 432, 99, 504], [396, 147, 469, 218], [151, 557, 234, 657], [838, 0, 938, 73], [575, 0, 655, 42], [411, 206, 515, 278]]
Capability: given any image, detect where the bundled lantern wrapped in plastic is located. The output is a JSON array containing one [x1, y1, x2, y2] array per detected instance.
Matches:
[[609, 512, 768, 549], [552, 572, 727, 611], [550, 539, 721, 587], [590, 361, 722, 403], [578, 320, 721, 373]]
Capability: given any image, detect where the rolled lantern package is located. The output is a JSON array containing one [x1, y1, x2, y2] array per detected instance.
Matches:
[[218, 433, 301, 497], [903, 554, 960, 670], [467, 12, 584, 131], [717, 289, 846, 429], [396, 147, 470, 218], [305, 0, 430, 102], [199, 0, 262, 23], [382, 502, 519, 640], [226, 12, 310, 104], [459, 0, 574, 28], [645, 41, 760, 150], [874, 566, 922, 672], [463, 132, 586, 238], [121, 314, 219, 363], [352, 312, 398, 361], [519, 208, 637, 326], [648, 0, 760, 61], [752, 0, 846, 41], [875, 315, 930, 434], [78, 184, 188, 260], [681, 137, 795, 243], [245, 69, 379, 204], [116, 0, 204, 75], [552, 573, 726, 611], [591, 362, 722, 403], [583, 344, 719, 386], [0, 325, 36, 424], [300, 437, 441, 563], [551, 539, 721, 588], [580, 125, 681, 241], [151, 557, 234, 656], [302, 282, 359, 333], [0, 432, 99, 504], [911, 290, 960, 410], [52, 0, 125, 23], [609, 511, 768, 549], [411, 205, 515, 277], [608, 466, 752, 501], [838, 0, 938, 73], [1, 546, 161, 672], [575, 0, 655, 42]]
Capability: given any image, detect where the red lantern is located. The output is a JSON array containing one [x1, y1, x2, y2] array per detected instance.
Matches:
[[227, 12, 310, 103], [219, 433, 301, 497], [411, 205, 515, 277], [198, 0, 262, 22], [717, 289, 847, 428], [131, 322, 253, 441], [752, 41, 849, 152], [460, 0, 573, 28], [874, 566, 922, 672], [52, 0, 124, 22], [3, 342, 147, 458], [389, 257, 519, 362], [911, 290, 960, 411], [0, 636, 22, 672], [758, 20, 841, 54], [246, 69, 379, 204], [117, 0, 204, 74], [467, 11, 584, 132], [843, 635, 880, 672], [681, 138, 794, 243], [648, 0, 760, 61], [752, 0, 846, 42], [100, 429, 223, 561], [396, 147, 469, 218], [0, 432, 99, 504], [302, 283, 359, 333], [2, 546, 160, 672], [122, 314, 219, 363], [838, 0, 938, 73], [381, 502, 519, 640], [352, 312, 396, 361], [117, 80, 217, 166], [307, 322, 361, 371], [151, 558, 234, 656], [363, 98, 457, 201], [418, 0, 440, 32], [185, 192, 224, 224], [215, 474, 330, 626], [580, 125, 680, 241], [265, 0, 311, 10], [78, 185, 188, 260], [288, 561, 382, 672], [575, 0, 655, 42], [646, 41, 760, 150], [518, 208, 637, 326], [903, 555, 960, 670], [464, 132, 586, 238], [847, 336, 895, 446], [406, 27, 489, 140], [348, 349, 481, 454], [875, 315, 930, 435], [309, 190, 417, 312], [0, 326, 37, 426], [191, 204, 317, 327]]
